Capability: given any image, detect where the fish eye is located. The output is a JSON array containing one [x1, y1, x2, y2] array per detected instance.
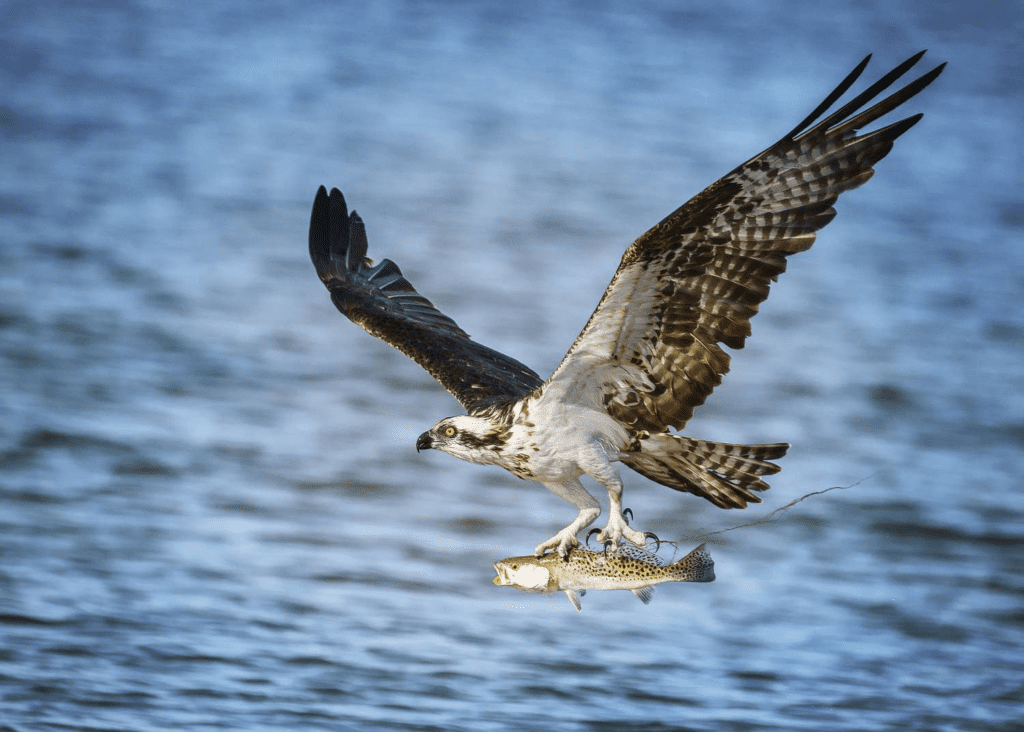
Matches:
[[443, 425, 457, 437]]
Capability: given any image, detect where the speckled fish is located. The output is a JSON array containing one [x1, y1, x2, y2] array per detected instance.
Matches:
[[492, 543, 714, 610]]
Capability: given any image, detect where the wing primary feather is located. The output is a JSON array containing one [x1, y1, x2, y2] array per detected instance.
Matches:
[[825, 63, 945, 138], [780, 53, 873, 141], [797, 50, 932, 140], [328, 188, 351, 265], [346, 211, 369, 270], [308, 185, 333, 277]]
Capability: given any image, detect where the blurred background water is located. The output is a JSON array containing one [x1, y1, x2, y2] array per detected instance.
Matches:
[[1, 1, 1022, 730]]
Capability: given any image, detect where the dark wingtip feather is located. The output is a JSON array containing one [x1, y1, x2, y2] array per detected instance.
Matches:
[[805, 50, 935, 139], [346, 211, 369, 270], [782, 53, 873, 141], [308, 185, 332, 277], [327, 187, 350, 267], [779, 50, 941, 146]]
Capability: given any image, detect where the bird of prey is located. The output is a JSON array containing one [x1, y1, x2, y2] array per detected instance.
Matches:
[[308, 52, 944, 559]]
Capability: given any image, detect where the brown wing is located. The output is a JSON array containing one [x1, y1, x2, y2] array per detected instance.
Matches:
[[543, 52, 945, 432], [309, 186, 543, 414]]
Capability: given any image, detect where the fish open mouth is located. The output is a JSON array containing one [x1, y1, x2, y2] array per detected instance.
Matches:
[[492, 561, 551, 591]]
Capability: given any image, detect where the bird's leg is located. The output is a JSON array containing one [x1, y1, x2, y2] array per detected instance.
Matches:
[[595, 475, 649, 547], [534, 479, 600, 560]]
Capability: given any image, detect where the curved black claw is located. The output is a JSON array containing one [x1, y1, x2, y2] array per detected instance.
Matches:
[[585, 528, 602, 548], [642, 531, 661, 552], [623, 507, 633, 524], [602, 540, 615, 557]]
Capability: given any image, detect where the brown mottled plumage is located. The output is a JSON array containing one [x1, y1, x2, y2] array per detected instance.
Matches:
[[309, 52, 944, 558], [549, 51, 945, 434]]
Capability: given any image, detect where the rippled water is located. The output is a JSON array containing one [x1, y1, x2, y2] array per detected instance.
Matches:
[[2, 1, 1022, 730]]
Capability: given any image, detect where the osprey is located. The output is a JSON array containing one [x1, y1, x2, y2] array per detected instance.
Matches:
[[308, 52, 944, 559]]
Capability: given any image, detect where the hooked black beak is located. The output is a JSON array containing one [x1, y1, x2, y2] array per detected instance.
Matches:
[[416, 431, 433, 453]]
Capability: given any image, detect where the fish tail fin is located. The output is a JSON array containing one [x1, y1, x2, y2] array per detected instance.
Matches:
[[622, 434, 788, 509], [668, 543, 716, 583]]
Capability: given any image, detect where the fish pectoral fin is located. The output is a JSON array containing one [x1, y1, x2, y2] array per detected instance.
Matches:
[[631, 586, 656, 605], [564, 590, 584, 611]]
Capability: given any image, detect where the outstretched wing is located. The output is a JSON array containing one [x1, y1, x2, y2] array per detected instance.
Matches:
[[544, 52, 945, 432], [309, 186, 543, 413]]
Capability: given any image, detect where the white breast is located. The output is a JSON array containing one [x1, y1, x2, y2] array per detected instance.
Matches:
[[507, 395, 630, 482]]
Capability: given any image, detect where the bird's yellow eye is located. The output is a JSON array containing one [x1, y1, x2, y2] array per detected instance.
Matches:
[[443, 426, 457, 437]]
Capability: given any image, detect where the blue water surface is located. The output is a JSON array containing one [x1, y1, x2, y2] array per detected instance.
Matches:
[[1, 1, 1022, 730]]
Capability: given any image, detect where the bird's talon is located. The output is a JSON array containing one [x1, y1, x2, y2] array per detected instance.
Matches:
[[623, 507, 633, 524], [643, 531, 661, 551], [585, 527, 602, 548]]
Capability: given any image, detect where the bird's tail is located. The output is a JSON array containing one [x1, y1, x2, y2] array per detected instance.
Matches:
[[622, 434, 788, 509]]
